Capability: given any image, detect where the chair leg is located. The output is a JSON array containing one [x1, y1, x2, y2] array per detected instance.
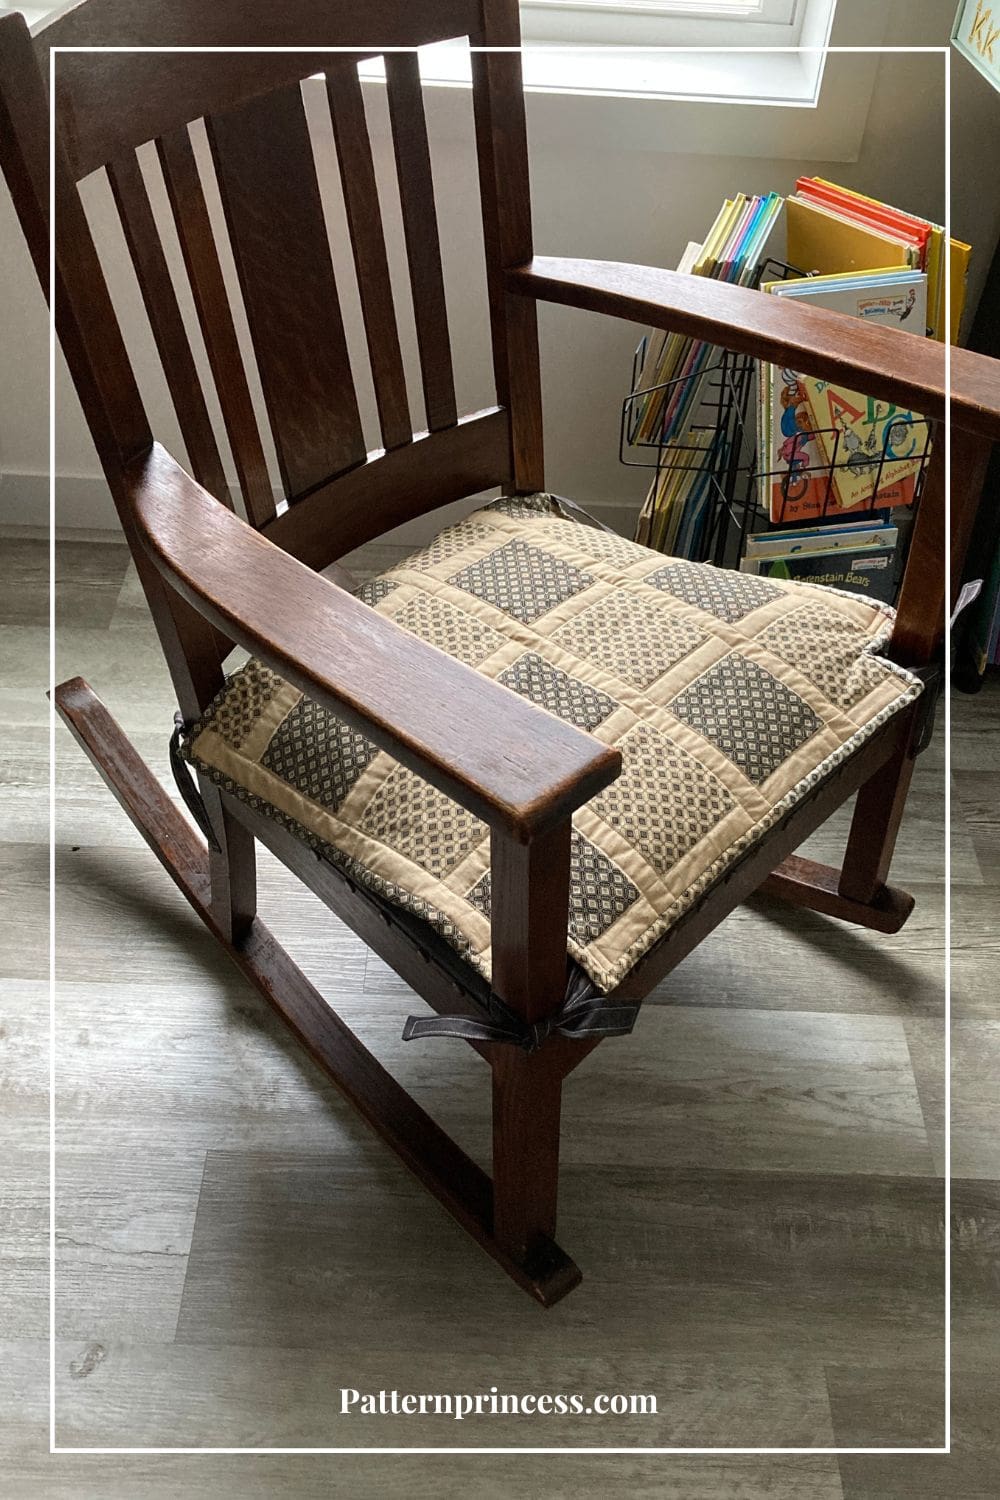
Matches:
[[491, 1047, 563, 1259], [754, 719, 918, 934], [838, 734, 916, 905], [204, 783, 257, 945], [488, 823, 573, 1275]]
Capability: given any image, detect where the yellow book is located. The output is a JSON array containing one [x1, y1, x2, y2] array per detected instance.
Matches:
[[786, 196, 914, 277], [811, 180, 938, 330], [653, 466, 681, 554], [652, 434, 713, 554], [695, 196, 741, 276], [635, 469, 660, 547], [810, 179, 970, 342], [651, 458, 683, 554], [638, 461, 677, 553], [924, 228, 944, 341], [762, 266, 909, 293], [948, 237, 972, 343]]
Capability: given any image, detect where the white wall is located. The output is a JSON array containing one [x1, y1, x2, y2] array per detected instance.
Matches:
[[1, 0, 998, 537]]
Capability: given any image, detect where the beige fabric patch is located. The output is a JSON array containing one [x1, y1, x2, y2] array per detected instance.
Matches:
[[184, 495, 921, 992]]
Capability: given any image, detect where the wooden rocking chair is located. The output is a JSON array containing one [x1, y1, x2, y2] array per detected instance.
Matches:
[[4, 0, 998, 1306]]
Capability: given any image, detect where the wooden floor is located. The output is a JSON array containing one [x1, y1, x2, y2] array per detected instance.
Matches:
[[3, 529, 998, 1497]]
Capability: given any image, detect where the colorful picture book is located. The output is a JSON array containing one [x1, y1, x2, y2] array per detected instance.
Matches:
[[630, 240, 702, 442], [740, 519, 899, 605], [742, 548, 897, 605], [759, 266, 929, 522], [743, 517, 897, 561]]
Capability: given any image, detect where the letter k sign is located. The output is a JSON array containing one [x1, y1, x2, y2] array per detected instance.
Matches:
[[969, 0, 999, 63], [954, 0, 1000, 89]]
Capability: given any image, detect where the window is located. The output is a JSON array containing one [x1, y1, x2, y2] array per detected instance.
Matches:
[[520, 0, 820, 49], [513, 0, 838, 107], [2, 4, 56, 25]]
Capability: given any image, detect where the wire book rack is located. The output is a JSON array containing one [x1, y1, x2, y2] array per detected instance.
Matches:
[[620, 257, 935, 574]]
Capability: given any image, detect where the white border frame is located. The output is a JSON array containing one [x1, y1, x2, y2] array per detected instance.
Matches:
[[48, 38, 953, 1464]]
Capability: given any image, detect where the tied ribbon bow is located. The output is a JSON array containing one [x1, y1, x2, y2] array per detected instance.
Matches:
[[402, 992, 640, 1051]]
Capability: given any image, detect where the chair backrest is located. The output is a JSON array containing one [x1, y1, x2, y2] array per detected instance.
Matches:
[[1, 0, 535, 577]]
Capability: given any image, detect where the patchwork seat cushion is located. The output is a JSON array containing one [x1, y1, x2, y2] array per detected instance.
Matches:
[[183, 495, 921, 992]]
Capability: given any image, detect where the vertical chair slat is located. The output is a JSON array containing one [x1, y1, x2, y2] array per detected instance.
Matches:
[[471, 26, 543, 491], [326, 65, 411, 452], [107, 150, 232, 508], [207, 82, 367, 499], [470, 55, 507, 407], [384, 51, 458, 432], [157, 125, 276, 527]]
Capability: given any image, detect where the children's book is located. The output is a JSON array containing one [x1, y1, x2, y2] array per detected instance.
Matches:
[[744, 518, 897, 560], [785, 195, 916, 277], [635, 432, 714, 553], [760, 268, 929, 520], [741, 540, 898, 605], [796, 179, 971, 343], [631, 239, 701, 439], [635, 193, 783, 449], [633, 181, 971, 563]]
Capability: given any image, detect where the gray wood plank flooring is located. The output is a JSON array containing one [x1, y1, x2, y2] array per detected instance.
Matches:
[[2, 529, 998, 1495]]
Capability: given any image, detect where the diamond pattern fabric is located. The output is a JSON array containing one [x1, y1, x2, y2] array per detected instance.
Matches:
[[448, 537, 594, 624], [669, 654, 823, 786], [589, 722, 737, 876], [208, 660, 283, 752], [497, 652, 617, 732], [569, 833, 641, 946], [183, 494, 920, 992], [757, 602, 891, 708], [353, 577, 397, 608], [359, 767, 485, 879], [261, 700, 376, 811], [646, 559, 785, 622], [388, 592, 507, 668]]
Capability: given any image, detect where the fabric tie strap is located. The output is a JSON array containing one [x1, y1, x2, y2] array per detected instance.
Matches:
[[402, 992, 640, 1050], [169, 713, 222, 852], [911, 662, 942, 757]]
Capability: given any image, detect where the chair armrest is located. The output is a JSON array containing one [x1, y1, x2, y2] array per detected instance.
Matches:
[[507, 257, 1000, 443], [130, 443, 621, 843]]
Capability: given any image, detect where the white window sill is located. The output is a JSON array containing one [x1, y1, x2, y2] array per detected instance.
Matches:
[[373, 38, 828, 110], [520, 46, 826, 107], [2, 4, 52, 23]]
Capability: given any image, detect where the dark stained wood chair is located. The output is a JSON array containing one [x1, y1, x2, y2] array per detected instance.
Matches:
[[3, 0, 998, 1305]]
